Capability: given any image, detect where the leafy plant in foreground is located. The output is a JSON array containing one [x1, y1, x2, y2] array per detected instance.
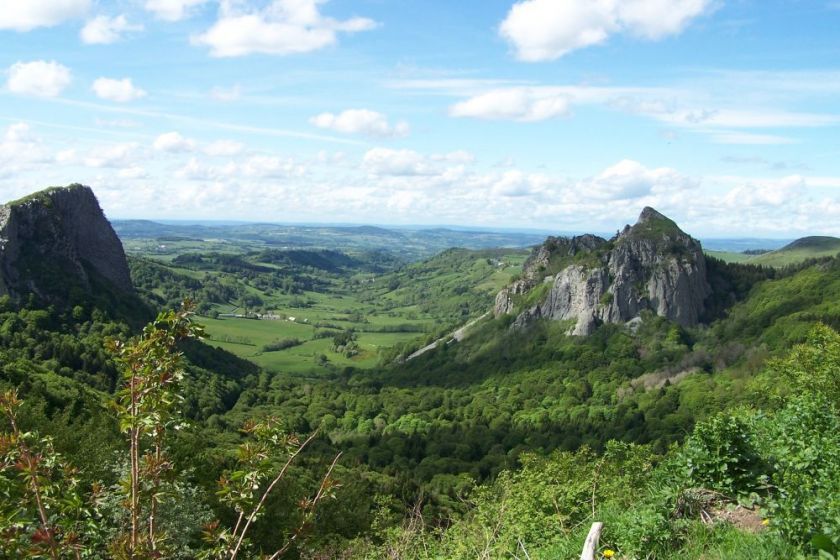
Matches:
[[0, 389, 102, 559]]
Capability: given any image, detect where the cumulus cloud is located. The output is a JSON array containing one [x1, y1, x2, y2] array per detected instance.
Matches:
[[92, 77, 147, 102], [0, 123, 50, 175], [55, 149, 77, 164], [241, 155, 306, 178], [118, 166, 148, 179], [0, 0, 90, 31], [176, 154, 304, 180], [204, 140, 245, 156], [144, 0, 209, 22], [499, 0, 714, 61], [153, 132, 196, 152], [192, 0, 378, 57], [176, 157, 237, 180], [362, 148, 473, 177], [6, 60, 72, 97], [39, 141, 840, 236], [84, 143, 141, 168], [578, 159, 696, 200], [80, 15, 143, 44], [310, 109, 409, 137], [450, 88, 571, 121], [720, 176, 804, 209], [489, 170, 551, 197]]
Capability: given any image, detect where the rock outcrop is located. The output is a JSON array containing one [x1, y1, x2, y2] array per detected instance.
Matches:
[[496, 207, 710, 335], [0, 184, 134, 301], [493, 233, 607, 316]]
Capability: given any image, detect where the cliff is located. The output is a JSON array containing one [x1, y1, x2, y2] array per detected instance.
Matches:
[[496, 207, 710, 335], [0, 184, 134, 302]]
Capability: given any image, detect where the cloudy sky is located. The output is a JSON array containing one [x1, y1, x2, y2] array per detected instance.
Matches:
[[1, 0, 839, 237]]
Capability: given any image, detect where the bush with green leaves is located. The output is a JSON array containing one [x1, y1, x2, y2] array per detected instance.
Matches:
[[679, 412, 768, 497]]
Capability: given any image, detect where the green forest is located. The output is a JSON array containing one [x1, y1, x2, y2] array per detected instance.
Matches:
[[1, 226, 839, 559]]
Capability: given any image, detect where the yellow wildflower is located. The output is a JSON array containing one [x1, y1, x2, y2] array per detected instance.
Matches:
[[603, 550, 616, 558], [762, 519, 770, 526]]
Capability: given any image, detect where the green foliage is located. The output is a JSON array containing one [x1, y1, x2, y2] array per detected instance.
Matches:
[[680, 413, 767, 496], [260, 338, 302, 352], [0, 389, 103, 559], [769, 323, 840, 402], [108, 302, 205, 557]]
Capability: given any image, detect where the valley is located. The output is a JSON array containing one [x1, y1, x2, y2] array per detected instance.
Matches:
[[0, 185, 838, 559]]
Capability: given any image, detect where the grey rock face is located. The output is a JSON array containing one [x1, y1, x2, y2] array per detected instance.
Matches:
[[493, 233, 608, 317], [497, 207, 710, 335], [0, 184, 134, 300], [493, 278, 531, 316]]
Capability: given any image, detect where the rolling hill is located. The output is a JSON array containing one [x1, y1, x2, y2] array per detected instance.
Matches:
[[708, 235, 840, 267]]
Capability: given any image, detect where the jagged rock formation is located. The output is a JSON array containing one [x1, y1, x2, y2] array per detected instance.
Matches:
[[494, 233, 606, 316], [496, 207, 710, 335], [0, 184, 134, 301]]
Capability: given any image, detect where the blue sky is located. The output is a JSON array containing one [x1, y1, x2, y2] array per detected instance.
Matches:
[[1, 0, 839, 237]]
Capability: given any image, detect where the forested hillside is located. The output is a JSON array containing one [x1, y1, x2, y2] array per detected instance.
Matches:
[[1, 187, 839, 558]]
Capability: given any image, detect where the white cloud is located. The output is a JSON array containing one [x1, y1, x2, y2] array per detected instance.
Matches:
[[499, 0, 713, 61], [118, 166, 148, 179], [0, 0, 90, 31], [720, 176, 804, 209], [241, 155, 306, 178], [92, 77, 147, 102], [362, 148, 473, 177], [144, 0, 209, 22], [204, 139, 245, 156], [192, 0, 377, 57], [80, 15, 143, 44], [84, 143, 141, 168], [446, 83, 840, 151], [579, 159, 695, 200], [176, 157, 237, 180], [0, 123, 50, 175], [153, 131, 196, 152], [489, 170, 551, 197], [3, 123, 35, 144], [450, 88, 571, 121], [55, 149, 77, 164], [44, 144, 840, 236], [175, 153, 304, 180], [6, 60, 72, 97], [310, 109, 409, 137], [649, 108, 840, 128]]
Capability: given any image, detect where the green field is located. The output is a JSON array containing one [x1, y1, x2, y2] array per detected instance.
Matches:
[[127, 242, 528, 374], [198, 314, 420, 372], [705, 250, 753, 263]]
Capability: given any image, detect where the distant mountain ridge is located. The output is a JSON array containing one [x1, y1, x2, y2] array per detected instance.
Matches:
[[111, 219, 548, 261]]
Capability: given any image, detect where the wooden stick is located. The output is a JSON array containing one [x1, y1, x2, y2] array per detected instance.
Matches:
[[580, 522, 603, 560]]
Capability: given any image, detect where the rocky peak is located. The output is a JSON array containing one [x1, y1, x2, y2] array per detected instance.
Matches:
[[495, 209, 710, 335], [637, 206, 669, 224], [0, 184, 134, 302]]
